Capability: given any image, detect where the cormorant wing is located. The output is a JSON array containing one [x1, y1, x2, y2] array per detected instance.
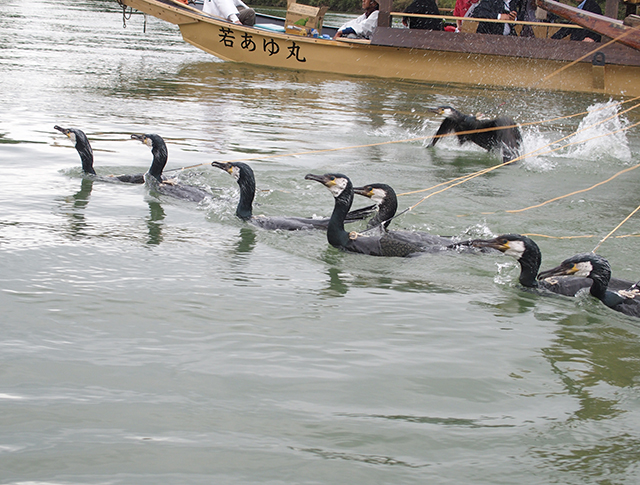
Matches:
[[429, 118, 458, 147]]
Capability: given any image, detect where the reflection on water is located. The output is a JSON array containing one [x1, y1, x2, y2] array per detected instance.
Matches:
[[145, 200, 165, 246], [60, 177, 94, 240], [1, 1, 640, 484], [234, 226, 257, 254], [533, 312, 640, 478]]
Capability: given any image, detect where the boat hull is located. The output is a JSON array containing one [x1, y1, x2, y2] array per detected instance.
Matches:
[[118, 0, 640, 96]]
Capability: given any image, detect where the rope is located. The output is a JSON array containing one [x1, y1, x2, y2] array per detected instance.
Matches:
[[403, 101, 640, 205], [592, 203, 640, 252], [507, 161, 640, 215], [164, 96, 640, 174]]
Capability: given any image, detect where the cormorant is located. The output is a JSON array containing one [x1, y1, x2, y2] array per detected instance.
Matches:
[[131, 133, 212, 203], [538, 253, 640, 318], [352, 183, 474, 249], [469, 234, 633, 295], [54, 125, 145, 183], [211, 161, 374, 230], [305, 173, 435, 257], [428, 106, 523, 164]]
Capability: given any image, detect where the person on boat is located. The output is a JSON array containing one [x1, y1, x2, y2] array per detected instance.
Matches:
[[453, 0, 480, 31], [334, 0, 379, 39], [550, 0, 601, 42], [470, 0, 518, 35], [402, 0, 442, 30], [202, 0, 256, 26]]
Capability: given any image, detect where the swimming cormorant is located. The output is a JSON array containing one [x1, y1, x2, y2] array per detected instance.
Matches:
[[352, 183, 473, 249], [211, 161, 374, 230], [305, 173, 436, 257], [470, 234, 633, 295], [54, 125, 145, 183], [131, 133, 211, 203], [428, 106, 523, 164], [537, 253, 640, 318]]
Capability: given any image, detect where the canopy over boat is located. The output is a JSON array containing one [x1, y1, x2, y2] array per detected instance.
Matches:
[[115, 0, 640, 96]]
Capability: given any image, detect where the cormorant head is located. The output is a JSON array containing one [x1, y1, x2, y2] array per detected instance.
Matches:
[[538, 253, 611, 285], [211, 161, 253, 183], [353, 183, 397, 229], [54, 125, 88, 148], [131, 133, 161, 149], [471, 234, 541, 287], [430, 106, 463, 119], [353, 183, 394, 205], [469, 234, 533, 260], [305, 173, 352, 198]]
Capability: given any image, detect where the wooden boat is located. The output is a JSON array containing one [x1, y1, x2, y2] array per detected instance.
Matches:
[[115, 0, 640, 96]]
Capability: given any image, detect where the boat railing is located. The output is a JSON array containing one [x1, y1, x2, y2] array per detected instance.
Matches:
[[391, 12, 584, 39]]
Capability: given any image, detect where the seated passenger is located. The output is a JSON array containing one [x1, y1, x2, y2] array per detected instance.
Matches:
[[454, 0, 480, 31], [202, 0, 256, 26], [517, 0, 539, 37], [471, 0, 517, 35], [550, 0, 601, 42], [402, 0, 442, 31], [334, 0, 379, 39]]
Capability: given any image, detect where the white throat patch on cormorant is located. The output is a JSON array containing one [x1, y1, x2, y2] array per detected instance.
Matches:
[[305, 172, 462, 257], [471, 234, 635, 298], [429, 106, 523, 164]]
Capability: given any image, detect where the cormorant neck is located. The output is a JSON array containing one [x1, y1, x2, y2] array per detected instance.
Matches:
[[519, 253, 540, 288], [327, 181, 354, 248], [77, 143, 96, 175], [148, 144, 167, 183], [378, 195, 397, 230], [589, 271, 610, 300], [236, 166, 255, 221]]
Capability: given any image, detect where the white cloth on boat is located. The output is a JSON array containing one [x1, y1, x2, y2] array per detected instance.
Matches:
[[202, 0, 249, 23], [337, 11, 379, 39]]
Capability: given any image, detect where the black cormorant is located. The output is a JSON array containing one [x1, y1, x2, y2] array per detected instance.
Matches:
[[305, 173, 437, 257], [428, 106, 523, 164], [538, 253, 640, 318], [131, 133, 211, 203], [211, 161, 373, 230], [352, 183, 473, 249], [54, 125, 145, 183], [470, 234, 633, 295]]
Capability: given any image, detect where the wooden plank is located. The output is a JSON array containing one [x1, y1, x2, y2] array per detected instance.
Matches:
[[370, 27, 640, 66]]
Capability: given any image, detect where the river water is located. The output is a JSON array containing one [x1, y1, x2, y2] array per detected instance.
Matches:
[[2, 0, 640, 483]]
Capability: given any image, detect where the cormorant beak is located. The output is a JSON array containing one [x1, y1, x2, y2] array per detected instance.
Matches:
[[211, 161, 233, 174], [538, 263, 577, 280], [305, 173, 333, 187], [131, 133, 153, 148], [429, 107, 445, 115], [54, 125, 71, 137], [468, 237, 510, 253], [353, 186, 373, 198]]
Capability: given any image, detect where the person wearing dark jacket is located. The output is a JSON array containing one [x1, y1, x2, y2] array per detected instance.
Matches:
[[402, 0, 442, 30], [471, 0, 518, 35], [550, 0, 602, 42]]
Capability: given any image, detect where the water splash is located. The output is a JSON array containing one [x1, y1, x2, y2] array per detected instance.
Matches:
[[566, 101, 631, 162], [520, 124, 557, 172]]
